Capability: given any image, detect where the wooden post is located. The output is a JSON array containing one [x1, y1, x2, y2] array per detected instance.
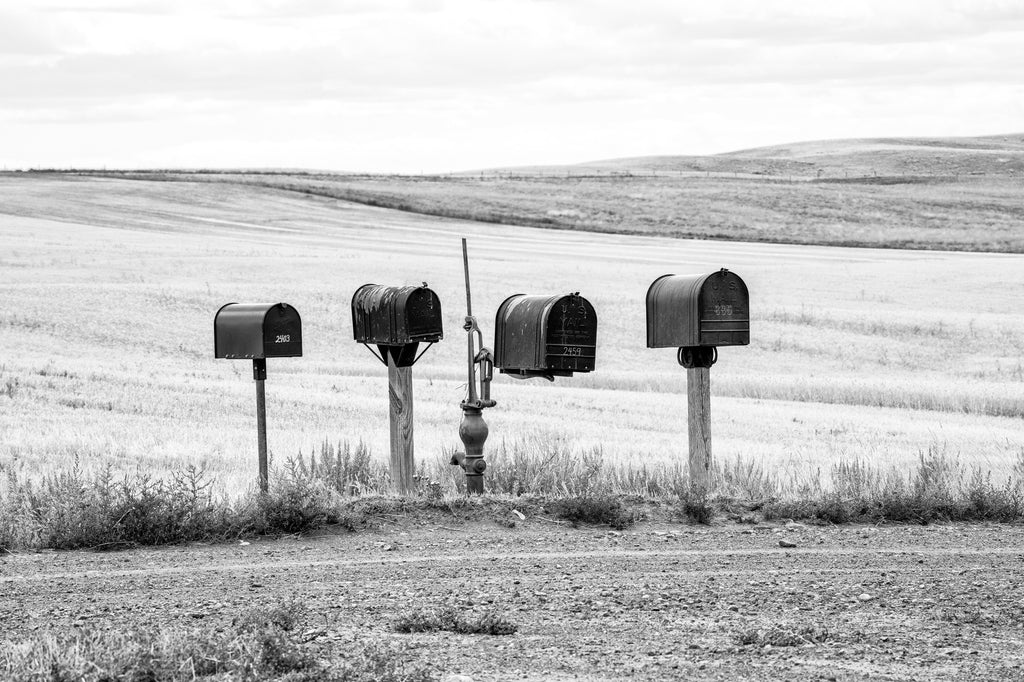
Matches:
[[686, 366, 712, 489], [387, 353, 415, 494], [253, 359, 268, 493]]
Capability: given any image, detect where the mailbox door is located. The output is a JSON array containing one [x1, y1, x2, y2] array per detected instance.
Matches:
[[261, 303, 302, 357], [544, 295, 597, 373], [697, 270, 749, 346], [401, 287, 443, 342]]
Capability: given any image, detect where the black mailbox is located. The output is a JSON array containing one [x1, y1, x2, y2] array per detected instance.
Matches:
[[646, 269, 749, 349], [351, 283, 442, 366], [214, 302, 302, 359], [494, 293, 597, 379]]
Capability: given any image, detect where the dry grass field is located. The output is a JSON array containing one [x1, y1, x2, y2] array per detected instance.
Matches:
[[101, 134, 1024, 253], [1, 172, 1021, 495]]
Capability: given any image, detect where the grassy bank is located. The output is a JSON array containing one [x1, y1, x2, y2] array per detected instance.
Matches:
[[3, 443, 1023, 552]]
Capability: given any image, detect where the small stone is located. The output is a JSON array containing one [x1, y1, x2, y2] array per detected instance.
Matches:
[[859, 593, 873, 602], [779, 540, 798, 548], [443, 675, 475, 682]]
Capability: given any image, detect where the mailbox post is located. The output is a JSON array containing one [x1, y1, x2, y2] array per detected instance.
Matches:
[[214, 302, 302, 493], [646, 269, 749, 490], [352, 283, 443, 494]]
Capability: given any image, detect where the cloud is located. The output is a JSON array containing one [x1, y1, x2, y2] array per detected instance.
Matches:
[[2, 0, 1023, 170]]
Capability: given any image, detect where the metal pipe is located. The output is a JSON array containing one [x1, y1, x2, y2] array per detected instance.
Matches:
[[462, 238, 478, 405]]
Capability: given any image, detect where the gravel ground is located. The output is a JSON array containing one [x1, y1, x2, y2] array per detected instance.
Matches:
[[3, 517, 1024, 681]]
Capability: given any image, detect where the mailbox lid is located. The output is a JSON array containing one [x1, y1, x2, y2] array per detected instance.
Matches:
[[697, 270, 749, 346], [401, 286, 443, 342], [646, 270, 749, 348], [544, 294, 597, 373], [214, 302, 302, 359], [351, 284, 443, 345], [494, 293, 597, 373]]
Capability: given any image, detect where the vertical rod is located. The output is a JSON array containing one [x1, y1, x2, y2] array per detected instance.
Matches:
[[387, 352, 415, 495], [253, 358, 268, 493], [462, 238, 478, 404], [462, 237, 472, 318], [686, 366, 712, 491]]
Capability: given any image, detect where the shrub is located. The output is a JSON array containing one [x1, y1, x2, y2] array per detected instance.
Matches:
[[549, 494, 639, 529], [394, 606, 518, 636], [734, 623, 831, 647], [678, 486, 715, 524]]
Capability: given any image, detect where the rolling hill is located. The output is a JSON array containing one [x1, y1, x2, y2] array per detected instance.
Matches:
[[19, 133, 1024, 253]]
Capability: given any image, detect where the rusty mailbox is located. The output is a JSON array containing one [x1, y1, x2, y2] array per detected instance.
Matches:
[[214, 302, 303, 361], [214, 302, 302, 493], [646, 269, 748, 367], [351, 283, 443, 367], [494, 293, 597, 379]]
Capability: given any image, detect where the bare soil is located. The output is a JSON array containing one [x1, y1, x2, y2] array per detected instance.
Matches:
[[3, 515, 1023, 681]]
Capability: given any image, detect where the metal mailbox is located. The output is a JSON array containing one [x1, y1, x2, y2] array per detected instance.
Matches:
[[351, 284, 443, 346], [214, 302, 302, 359], [351, 283, 442, 367], [494, 293, 597, 378], [646, 269, 749, 349]]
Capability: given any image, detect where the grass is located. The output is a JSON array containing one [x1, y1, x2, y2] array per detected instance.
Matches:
[[77, 165, 1024, 252], [1, 598, 437, 682], [3, 443, 1024, 552], [0, 175, 1021, 498]]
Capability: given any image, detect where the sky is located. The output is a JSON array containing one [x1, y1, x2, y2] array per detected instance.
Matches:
[[2, 0, 1023, 173]]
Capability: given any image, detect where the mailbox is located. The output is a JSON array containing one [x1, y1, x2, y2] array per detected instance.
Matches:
[[214, 302, 302, 359], [351, 284, 443, 346], [494, 293, 597, 378], [646, 269, 749, 349], [352, 283, 442, 367]]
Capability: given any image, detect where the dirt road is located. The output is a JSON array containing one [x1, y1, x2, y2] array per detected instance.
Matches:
[[3, 517, 1023, 681]]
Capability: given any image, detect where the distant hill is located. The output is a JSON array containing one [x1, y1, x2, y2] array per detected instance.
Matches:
[[50, 132, 1024, 253], [478, 134, 1024, 179]]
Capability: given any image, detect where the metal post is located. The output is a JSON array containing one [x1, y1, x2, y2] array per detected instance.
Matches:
[[387, 352, 415, 494], [463, 238, 478, 405], [253, 358, 268, 493], [686, 365, 712, 490]]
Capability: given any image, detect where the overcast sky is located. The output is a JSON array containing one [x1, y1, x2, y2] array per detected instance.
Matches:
[[2, 0, 1022, 172]]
